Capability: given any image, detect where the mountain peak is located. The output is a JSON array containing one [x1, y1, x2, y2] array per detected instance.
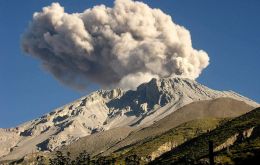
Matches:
[[0, 77, 258, 160]]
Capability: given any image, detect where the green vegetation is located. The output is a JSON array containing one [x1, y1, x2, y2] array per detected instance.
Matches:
[[151, 107, 260, 165], [214, 135, 260, 165], [113, 118, 225, 163]]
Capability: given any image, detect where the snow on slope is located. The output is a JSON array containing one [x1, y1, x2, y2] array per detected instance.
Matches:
[[0, 78, 258, 160]]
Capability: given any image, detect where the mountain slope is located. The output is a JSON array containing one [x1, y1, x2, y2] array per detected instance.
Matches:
[[151, 107, 260, 165], [55, 126, 136, 158], [0, 78, 258, 161], [62, 97, 254, 158], [6, 98, 256, 165], [109, 118, 226, 162]]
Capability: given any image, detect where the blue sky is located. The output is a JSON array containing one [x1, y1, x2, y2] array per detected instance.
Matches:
[[0, 0, 259, 128]]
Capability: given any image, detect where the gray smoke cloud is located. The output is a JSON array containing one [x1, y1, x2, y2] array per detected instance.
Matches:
[[21, 0, 209, 90]]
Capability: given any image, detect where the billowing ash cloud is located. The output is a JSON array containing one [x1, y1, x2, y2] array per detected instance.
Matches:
[[21, 0, 209, 90]]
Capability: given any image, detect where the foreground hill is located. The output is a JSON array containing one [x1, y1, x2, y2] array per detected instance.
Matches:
[[112, 118, 225, 162], [151, 107, 260, 165]]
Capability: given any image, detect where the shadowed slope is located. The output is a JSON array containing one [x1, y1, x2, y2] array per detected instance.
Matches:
[[151, 107, 260, 165]]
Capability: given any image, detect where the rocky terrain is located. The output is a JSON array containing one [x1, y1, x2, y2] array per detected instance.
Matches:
[[0, 77, 258, 162]]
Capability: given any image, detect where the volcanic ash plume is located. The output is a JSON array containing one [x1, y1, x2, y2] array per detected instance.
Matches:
[[21, 0, 209, 90]]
